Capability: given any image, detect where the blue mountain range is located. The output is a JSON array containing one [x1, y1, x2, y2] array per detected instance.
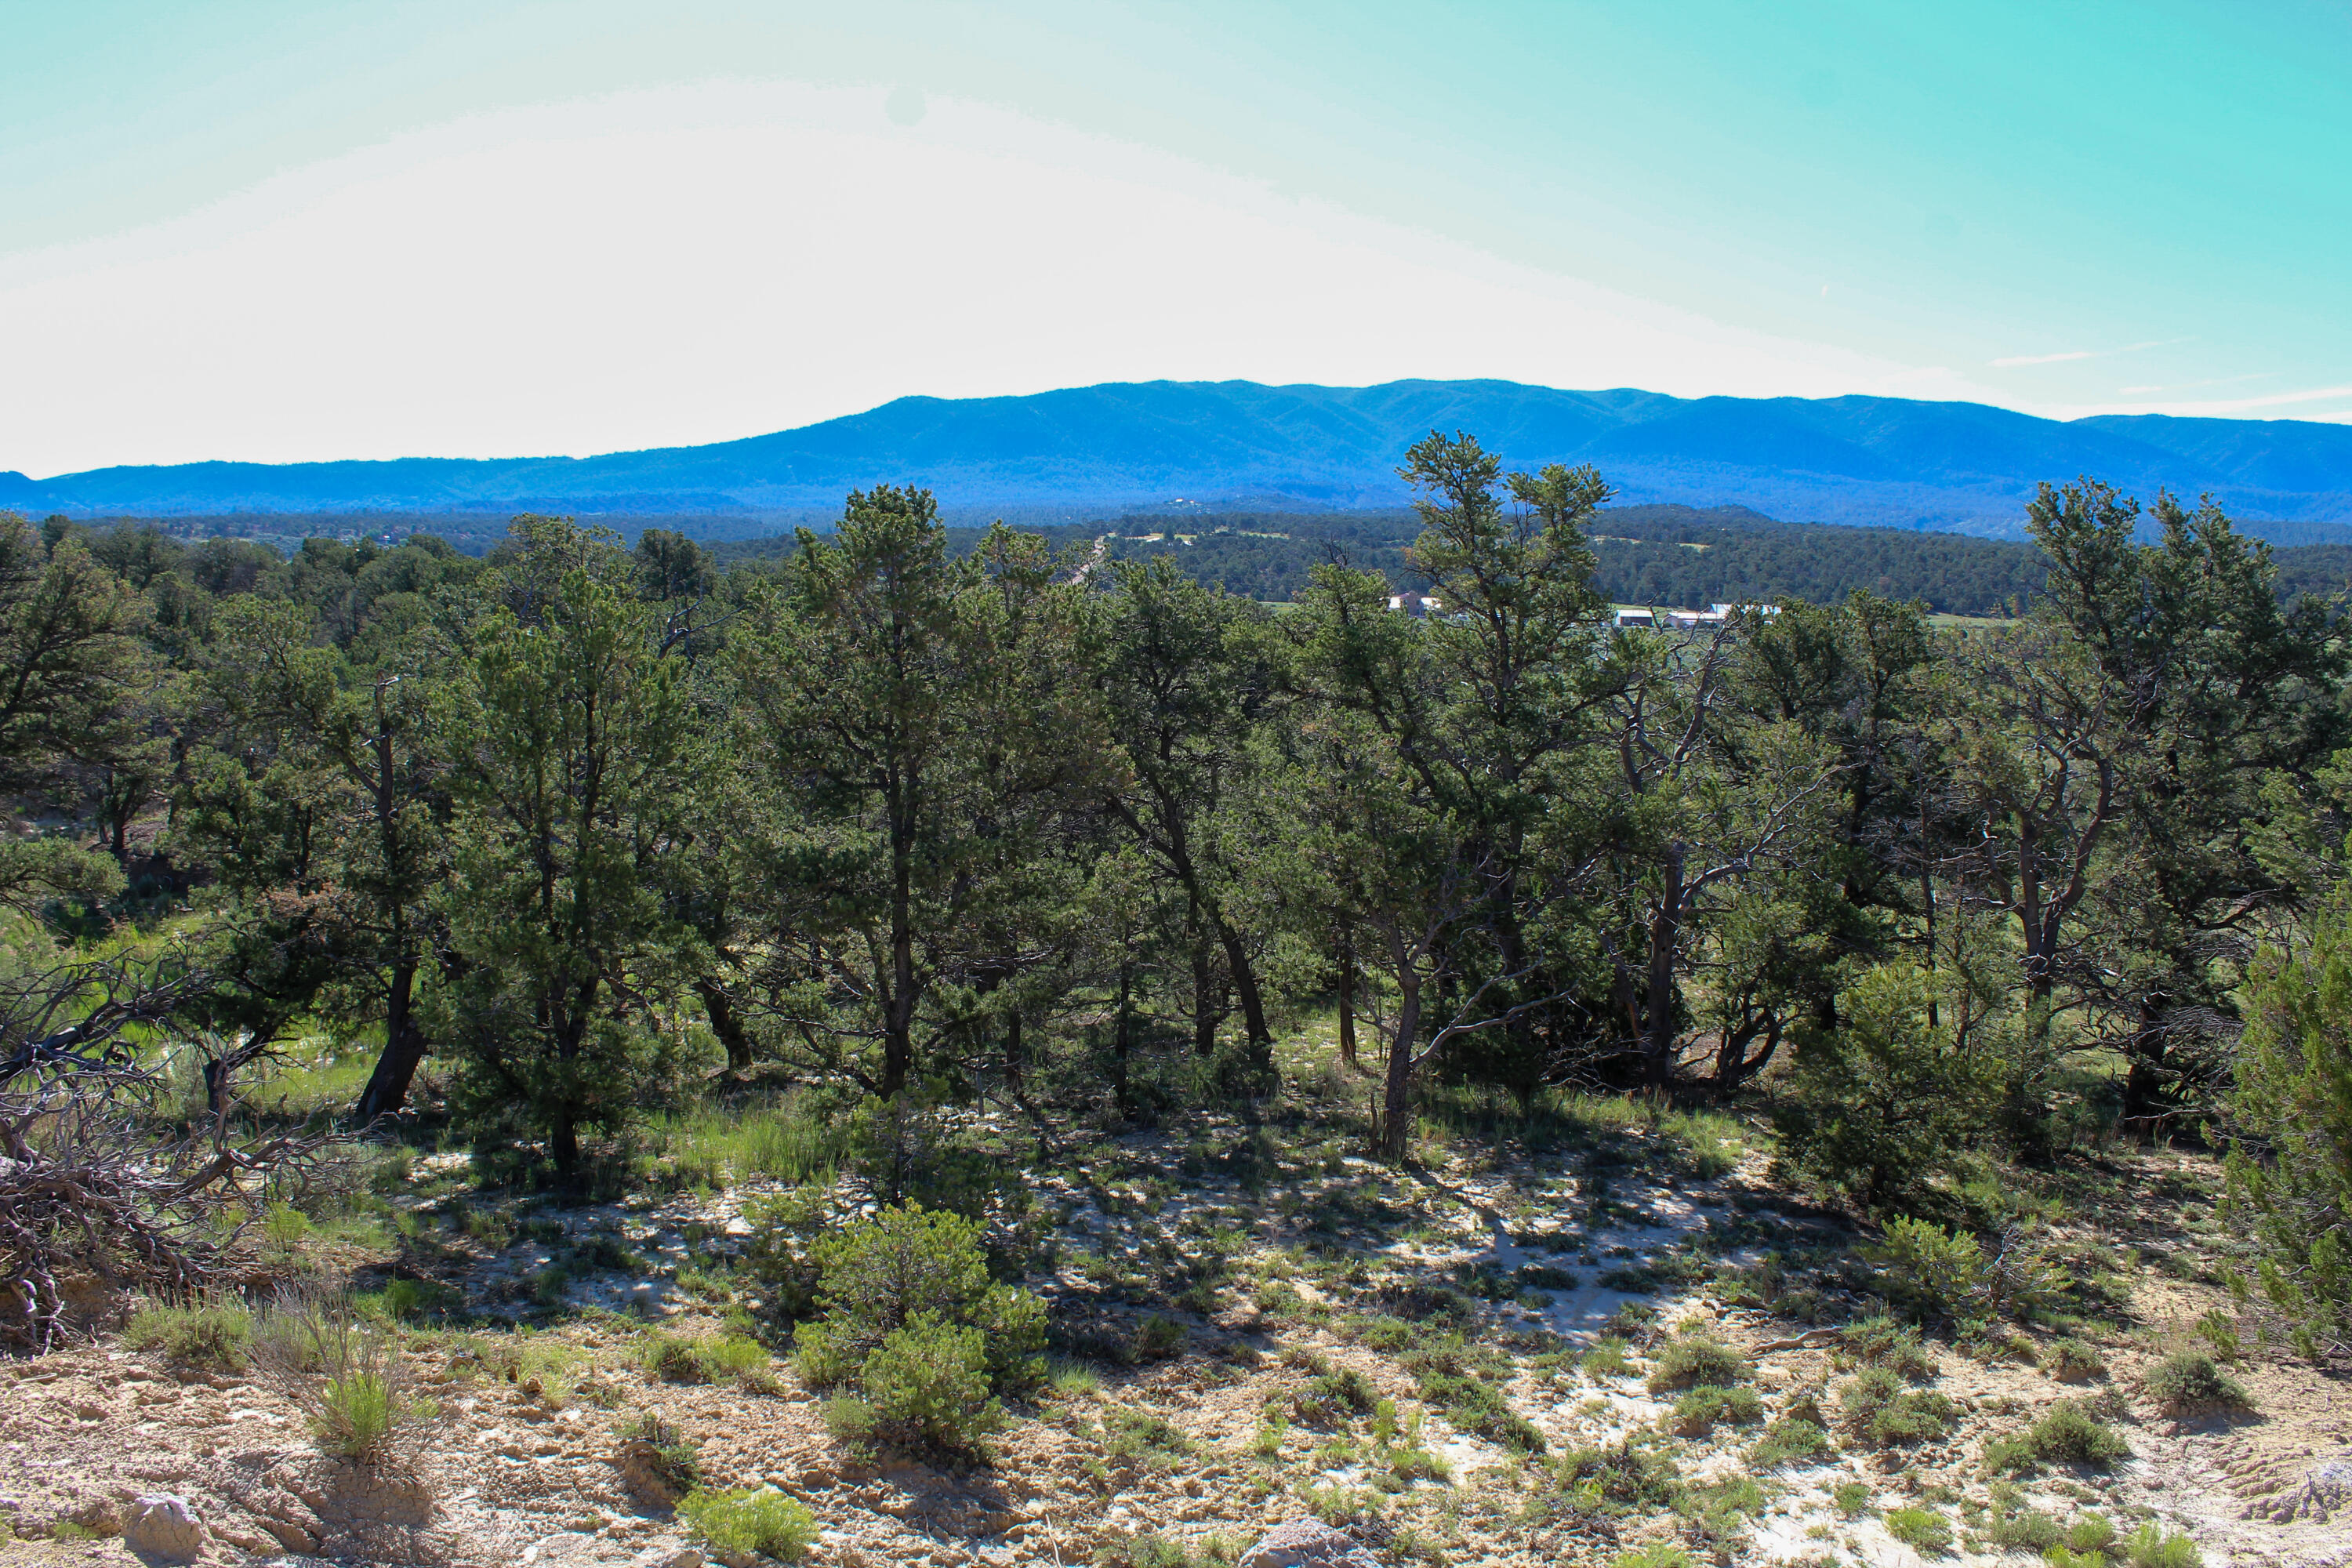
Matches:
[[9, 379, 2352, 540]]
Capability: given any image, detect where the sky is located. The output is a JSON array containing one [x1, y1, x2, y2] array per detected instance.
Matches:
[[2, 0, 2347, 474]]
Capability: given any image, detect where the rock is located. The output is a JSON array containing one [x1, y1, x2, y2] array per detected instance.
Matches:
[[1238, 1520, 1379, 1568], [2252, 1457, 2352, 1523], [659, 1551, 704, 1568], [124, 1494, 207, 1563]]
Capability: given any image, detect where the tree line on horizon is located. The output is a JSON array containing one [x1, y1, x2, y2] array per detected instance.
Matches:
[[3, 430, 2350, 1356]]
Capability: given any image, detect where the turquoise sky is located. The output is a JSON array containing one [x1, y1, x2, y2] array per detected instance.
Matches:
[[3, 1, 2347, 468]]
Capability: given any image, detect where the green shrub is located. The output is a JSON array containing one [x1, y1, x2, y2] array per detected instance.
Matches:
[[251, 1294, 437, 1463], [125, 1299, 252, 1370], [1838, 1367, 1955, 1446], [1983, 1504, 2063, 1551], [2044, 1337, 2108, 1381], [1668, 1385, 1763, 1436], [1610, 1544, 1695, 1568], [1646, 1334, 1745, 1392], [852, 1312, 1003, 1453], [1831, 1481, 1875, 1516], [1555, 1438, 1683, 1511], [1883, 1505, 1953, 1554], [2122, 1523, 2201, 1568], [622, 1413, 703, 1497], [263, 1202, 313, 1253], [1106, 1409, 1193, 1468], [1312, 1364, 1380, 1415], [795, 1204, 1044, 1398], [1581, 1336, 1631, 1377], [1841, 1316, 1939, 1381], [1868, 1216, 1991, 1322], [676, 1486, 818, 1562], [2224, 902, 2352, 1360], [1982, 1400, 2129, 1473], [1096, 1534, 1240, 1568], [2140, 1351, 2252, 1419], [1745, 1417, 1833, 1468], [1135, 1315, 1189, 1361], [1772, 966, 2001, 1209]]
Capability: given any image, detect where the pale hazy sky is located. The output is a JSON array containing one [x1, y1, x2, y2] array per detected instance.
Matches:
[[3, 1, 2347, 474]]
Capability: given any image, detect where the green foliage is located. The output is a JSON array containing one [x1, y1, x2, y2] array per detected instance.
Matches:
[[2225, 901, 2352, 1358], [2043, 1337, 2108, 1381], [1095, 1533, 1239, 1568], [2140, 1352, 2252, 1418], [1773, 966, 2003, 1209], [2122, 1523, 2202, 1568], [793, 1205, 1040, 1453], [125, 1299, 252, 1370], [1983, 1400, 2130, 1473], [1831, 1481, 1875, 1517], [675, 1487, 818, 1562], [621, 1413, 703, 1497], [1105, 1409, 1194, 1468], [1668, 1385, 1763, 1435], [1745, 1417, 1833, 1468], [1646, 1333, 1746, 1392], [1838, 1366, 1955, 1446], [794, 1203, 1044, 1394], [1841, 1316, 1940, 1381], [847, 1313, 1004, 1454], [1883, 1506, 1954, 1555]]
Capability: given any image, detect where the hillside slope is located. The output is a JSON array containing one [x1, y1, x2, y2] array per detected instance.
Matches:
[[14, 380, 2352, 538]]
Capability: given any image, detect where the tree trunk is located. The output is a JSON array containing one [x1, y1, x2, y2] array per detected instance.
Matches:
[[698, 978, 753, 1073], [1192, 923, 1218, 1057], [350, 958, 426, 1123], [1112, 962, 1133, 1112], [1216, 919, 1271, 1046], [1380, 965, 1421, 1160], [1004, 1009, 1024, 1092], [1337, 932, 1358, 1071], [1644, 847, 1684, 1090]]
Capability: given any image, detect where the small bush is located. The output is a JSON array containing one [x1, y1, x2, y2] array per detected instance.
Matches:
[[1982, 1399, 2129, 1473], [643, 1332, 708, 1382], [2140, 1351, 2252, 1419], [621, 1413, 703, 1498], [2123, 1523, 2202, 1568], [1668, 1385, 1764, 1436], [1841, 1316, 1938, 1382], [263, 1202, 313, 1253], [2044, 1337, 2108, 1382], [1838, 1366, 1955, 1446], [1883, 1506, 1953, 1554], [796, 1203, 1044, 1397], [1646, 1334, 1745, 1392], [125, 1299, 251, 1370], [1096, 1534, 1240, 1568], [1135, 1315, 1189, 1361], [1983, 1504, 2062, 1551], [1581, 1336, 1631, 1377], [1870, 1216, 1990, 1322], [1555, 1438, 1682, 1511], [676, 1486, 818, 1562], [251, 1293, 436, 1464], [1831, 1480, 1875, 1516], [1106, 1409, 1193, 1468], [856, 1313, 1003, 1453], [1610, 1546, 1693, 1568], [1312, 1364, 1380, 1415], [1746, 1417, 1833, 1468]]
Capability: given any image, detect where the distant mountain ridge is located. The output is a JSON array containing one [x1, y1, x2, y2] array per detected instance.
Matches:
[[10, 379, 2352, 541]]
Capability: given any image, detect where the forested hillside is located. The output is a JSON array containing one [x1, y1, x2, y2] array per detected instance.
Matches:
[[6, 440, 2350, 1567]]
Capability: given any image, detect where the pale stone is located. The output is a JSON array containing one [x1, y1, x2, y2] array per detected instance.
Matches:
[[1238, 1519, 1378, 1568], [124, 1494, 206, 1563]]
